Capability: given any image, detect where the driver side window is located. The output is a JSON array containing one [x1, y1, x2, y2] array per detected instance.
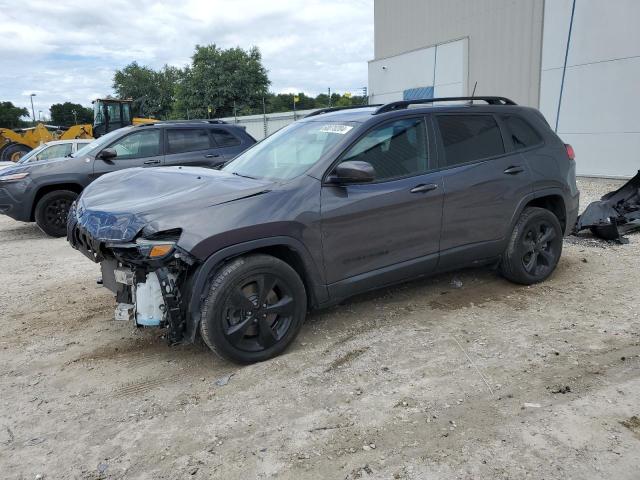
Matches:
[[109, 130, 161, 159], [340, 118, 429, 181]]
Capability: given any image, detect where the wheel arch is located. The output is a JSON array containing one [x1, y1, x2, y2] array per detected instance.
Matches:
[[508, 189, 568, 240], [31, 183, 83, 221], [524, 193, 567, 234], [184, 236, 328, 343]]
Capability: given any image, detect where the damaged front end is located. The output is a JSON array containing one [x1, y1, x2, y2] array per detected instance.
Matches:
[[575, 170, 640, 241], [68, 204, 197, 344]]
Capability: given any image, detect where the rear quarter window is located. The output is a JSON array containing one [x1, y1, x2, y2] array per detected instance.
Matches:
[[211, 129, 241, 147], [502, 115, 543, 150], [436, 114, 505, 167]]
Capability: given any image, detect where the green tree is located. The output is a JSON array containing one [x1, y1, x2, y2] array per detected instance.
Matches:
[[49, 102, 93, 126], [113, 62, 177, 118], [0, 101, 29, 128], [176, 45, 270, 118]]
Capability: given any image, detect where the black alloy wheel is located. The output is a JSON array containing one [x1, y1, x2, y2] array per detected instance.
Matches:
[[521, 220, 558, 277], [500, 207, 563, 285], [222, 273, 295, 352], [34, 190, 78, 237], [200, 254, 307, 363]]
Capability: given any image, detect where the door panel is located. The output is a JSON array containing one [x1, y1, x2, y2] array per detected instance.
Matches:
[[321, 174, 443, 284], [435, 114, 532, 256], [92, 129, 163, 178], [320, 116, 442, 286], [439, 157, 531, 251]]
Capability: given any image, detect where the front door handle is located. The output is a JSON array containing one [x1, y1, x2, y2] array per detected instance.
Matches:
[[143, 159, 161, 165], [503, 165, 524, 175], [205, 153, 220, 158], [410, 183, 439, 193]]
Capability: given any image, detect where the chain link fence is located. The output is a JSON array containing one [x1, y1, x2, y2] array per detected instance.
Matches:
[[220, 108, 318, 141]]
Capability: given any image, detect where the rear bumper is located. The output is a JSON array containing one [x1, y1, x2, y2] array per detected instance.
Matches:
[[566, 191, 580, 235]]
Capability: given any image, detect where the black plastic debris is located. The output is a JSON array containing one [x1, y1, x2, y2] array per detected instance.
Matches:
[[575, 170, 640, 241]]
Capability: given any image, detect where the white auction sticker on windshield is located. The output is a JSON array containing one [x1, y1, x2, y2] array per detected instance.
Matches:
[[319, 124, 353, 134]]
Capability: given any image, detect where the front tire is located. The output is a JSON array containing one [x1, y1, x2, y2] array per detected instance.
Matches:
[[499, 207, 563, 285], [34, 190, 77, 237], [200, 254, 307, 363]]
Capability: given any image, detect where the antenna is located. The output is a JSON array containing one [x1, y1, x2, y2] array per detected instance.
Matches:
[[469, 81, 478, 105]]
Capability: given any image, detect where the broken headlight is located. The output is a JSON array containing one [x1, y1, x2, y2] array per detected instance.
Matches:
[[135, 238, 176, 259], [134, 229, 182, 259]]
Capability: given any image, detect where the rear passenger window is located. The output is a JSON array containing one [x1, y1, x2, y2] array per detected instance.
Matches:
[[211, 129, 240, 147], [503, 115, 542, 150], [167, 129, 211, 154], [436, 115, 504, 167]]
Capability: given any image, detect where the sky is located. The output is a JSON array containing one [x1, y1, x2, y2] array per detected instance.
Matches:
[[0, 0, 373, 120]]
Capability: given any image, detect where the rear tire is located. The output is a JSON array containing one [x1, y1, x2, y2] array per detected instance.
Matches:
[[499, 207, 563, 285], [34, 190, 77, 237], [1, 143, 31, 162], [200, 254, 307, 363]]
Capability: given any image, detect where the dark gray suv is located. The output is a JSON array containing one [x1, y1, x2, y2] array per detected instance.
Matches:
[[0, 121, 255, 236], [68, 97, 579, 363]]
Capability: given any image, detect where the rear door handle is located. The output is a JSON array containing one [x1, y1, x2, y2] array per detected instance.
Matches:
[[205, 153, 220, 158], [503, 166, 524, 175], [410, 183, 439, 193], [143, 159, 161, 165]]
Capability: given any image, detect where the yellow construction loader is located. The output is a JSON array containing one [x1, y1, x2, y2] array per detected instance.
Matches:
[[0, 98, 157, 162]]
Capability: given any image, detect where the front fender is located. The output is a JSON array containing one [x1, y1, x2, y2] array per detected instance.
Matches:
[[183, 236, 328, 343]]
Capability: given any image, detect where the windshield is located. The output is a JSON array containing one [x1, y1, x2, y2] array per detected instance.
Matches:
[[72, 127, 132, 158], [222, 121, 357, 181], [16, 144, 47, 164]]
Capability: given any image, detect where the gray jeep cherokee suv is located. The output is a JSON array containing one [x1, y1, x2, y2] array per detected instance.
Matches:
[[0, 120, 255, 237], [68, 97, 579, 363]]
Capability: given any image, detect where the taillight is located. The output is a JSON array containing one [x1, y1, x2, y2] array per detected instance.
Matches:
[[565, 144, 575, 160]]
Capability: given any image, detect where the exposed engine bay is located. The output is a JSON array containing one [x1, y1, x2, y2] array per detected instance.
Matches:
[[69, 216, 197, 344]]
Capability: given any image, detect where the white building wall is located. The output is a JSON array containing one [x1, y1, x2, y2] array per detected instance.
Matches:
[[368, 38, 468, 104], [540, 0, 640, 178], [372, 0, 544, 106]]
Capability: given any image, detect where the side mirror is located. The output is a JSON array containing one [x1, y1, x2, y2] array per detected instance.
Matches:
[[329, 161, 375, 184], [98, 148, 117, 161]]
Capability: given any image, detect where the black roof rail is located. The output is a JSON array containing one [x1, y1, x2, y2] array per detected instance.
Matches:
[[134, 119, 229, 127], [374, 96, 517, 115], [305, 104, 382, 118], [155, 119, 229, 124]]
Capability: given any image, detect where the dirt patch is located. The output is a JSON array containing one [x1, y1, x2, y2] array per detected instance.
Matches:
[[621, 416, 640, 437], [326, 347, 369, 371]]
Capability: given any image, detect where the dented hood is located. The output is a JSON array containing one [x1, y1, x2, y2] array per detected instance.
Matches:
[[75, 166, 273, 242]]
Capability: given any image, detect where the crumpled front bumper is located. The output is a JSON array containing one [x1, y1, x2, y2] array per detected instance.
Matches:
[[575, 170, 640, 240]]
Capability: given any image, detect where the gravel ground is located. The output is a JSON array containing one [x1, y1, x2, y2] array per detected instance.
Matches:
[[1, 178, 638, 480]]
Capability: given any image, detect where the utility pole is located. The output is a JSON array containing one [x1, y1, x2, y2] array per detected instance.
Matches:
[[262, 95, 267, 138], [328, 87, 331, 107], [29, 93, 36, 125]]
